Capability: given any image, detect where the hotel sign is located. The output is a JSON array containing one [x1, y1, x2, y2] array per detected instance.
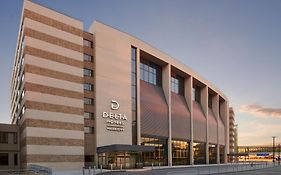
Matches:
[[102, 100, 127, 132]]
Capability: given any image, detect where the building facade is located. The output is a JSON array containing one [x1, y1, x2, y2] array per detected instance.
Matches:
[[0, 124, 20, 169], [229, 107, 238, 162], [9, 0, 229, 170]]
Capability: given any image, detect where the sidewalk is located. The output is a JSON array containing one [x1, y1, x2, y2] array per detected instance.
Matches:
[[52, 162, 277, 175]]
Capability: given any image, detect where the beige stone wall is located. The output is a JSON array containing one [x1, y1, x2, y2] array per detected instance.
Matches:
[[90, 21, 229, 164], [11, 0, 85, 170], [91, 21, 132, 147]]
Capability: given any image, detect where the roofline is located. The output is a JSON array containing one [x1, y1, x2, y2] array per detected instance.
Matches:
[[90, 20, 228, 100], [28, 0, 83, 22]]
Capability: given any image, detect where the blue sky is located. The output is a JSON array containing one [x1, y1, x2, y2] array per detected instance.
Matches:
[[1, 0, 281, 146]]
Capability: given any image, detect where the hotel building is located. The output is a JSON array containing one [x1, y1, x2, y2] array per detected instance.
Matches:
[[229, 107, 238, 163], [8, 0, 229, 170]]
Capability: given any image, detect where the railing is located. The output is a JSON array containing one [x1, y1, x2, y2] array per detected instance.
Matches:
[[81, 162, 279, 175], [150, 161, 278, 175], [28, 164, 52, 175]]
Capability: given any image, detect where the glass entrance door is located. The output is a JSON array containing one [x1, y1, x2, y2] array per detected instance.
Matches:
[[99, 151, 138, 169]]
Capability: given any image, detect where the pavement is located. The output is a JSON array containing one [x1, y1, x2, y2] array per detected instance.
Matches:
[[225, 166, 281, 175], [100, 164, 281, 175]]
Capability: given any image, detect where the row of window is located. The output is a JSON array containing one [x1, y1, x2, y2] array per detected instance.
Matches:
[[84, 126, 94, 134], [0, 153, 18, 166], [83, 39, 93, 48], [84, 98, 94, 105], [0, 132, 17, 144], [84, 112, 94, 119], [84, 54, 93, 62], [84, 83, 93, 91], [84, 68, 93, 77], [140, 62, 158, 85], [83, 36, 95, 136]]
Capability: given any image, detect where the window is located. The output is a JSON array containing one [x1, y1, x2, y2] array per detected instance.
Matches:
[[83, 54, 93, 62], [14, 153, 18, 166], [13, 133, 17, 144], [84, 98, 94, 105], [193, 86, 201, 103], [0, 153, 8, 166], [171, 77, 179, 93], [172, 140, 190, 165], [0, 132, 8, 144], [21, 89, 25, 99], [131, 46, 137, 145], [21, 74, 25, 82], [171, 75, 184, 95], [84, 112, 94, 119], [140, 61, 161, 86], [21, 106, 26, 115], [208, 94, 213, 108], [84, 68, 93, 77], [84, 127, 94, 134], [84, 83, 93, 91], [21, 57, 25, 66], [83, 39, 93, 48]]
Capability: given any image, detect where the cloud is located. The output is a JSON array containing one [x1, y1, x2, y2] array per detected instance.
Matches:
[[239, 104, 281, 119], [238, 121, 281, 146]]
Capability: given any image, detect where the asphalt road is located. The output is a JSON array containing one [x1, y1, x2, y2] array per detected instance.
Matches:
[[102, 166, 281, 175]]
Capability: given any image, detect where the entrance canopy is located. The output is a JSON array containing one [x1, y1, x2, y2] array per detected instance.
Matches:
[[97, 144, 154, 153]]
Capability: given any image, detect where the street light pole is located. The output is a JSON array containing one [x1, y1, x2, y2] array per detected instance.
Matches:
[[278, 143, 280, 165], [272, 136, 276, 163]]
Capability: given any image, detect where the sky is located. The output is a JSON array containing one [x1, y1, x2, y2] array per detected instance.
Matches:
[[1, 0, 281, 146]]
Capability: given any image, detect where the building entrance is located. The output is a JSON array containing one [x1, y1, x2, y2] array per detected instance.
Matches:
[[98, 151, 139, 169], [97, 144, 154, 169]]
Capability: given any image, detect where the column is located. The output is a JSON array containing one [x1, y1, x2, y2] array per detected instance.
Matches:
[[213, 94, 220, 164], [200, 86, 208, 164], [184, 76, 193, 165], [162, 64, 172, 166], [136, 48, 141, 145]]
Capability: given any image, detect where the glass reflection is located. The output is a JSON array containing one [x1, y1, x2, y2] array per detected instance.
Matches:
[[193, 142, 206, 164]]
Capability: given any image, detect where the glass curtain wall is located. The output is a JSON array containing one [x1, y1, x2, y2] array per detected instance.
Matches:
[[131, 47, 137, 145], [193, 142, 206, 164], [172, 140, 190, 165], [220, 145, 225, 163], [141, 137, 168, 166], [209, 144, 217, 164]]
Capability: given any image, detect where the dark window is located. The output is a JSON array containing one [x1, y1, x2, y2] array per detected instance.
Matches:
[[83, 39, 93, 48], [84, 68, 93, 77], [13, 133, 17, 144], [140, 61, 161, 86], [0, 132, 8, 144], [193, 86, 201, 103], [193, 142, 206, 164], [84, 127, 94, 134], [209, 144, 217, 164], [84, 83, 93, 91], [14, 153, 18, 166], [83, 54, 93, 62], [84, 112, 94, 119], [84, 98, 94, 105], [208, 94, 213, 108], [171, 75, 184, 95], [0, 153, 8, 166]]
